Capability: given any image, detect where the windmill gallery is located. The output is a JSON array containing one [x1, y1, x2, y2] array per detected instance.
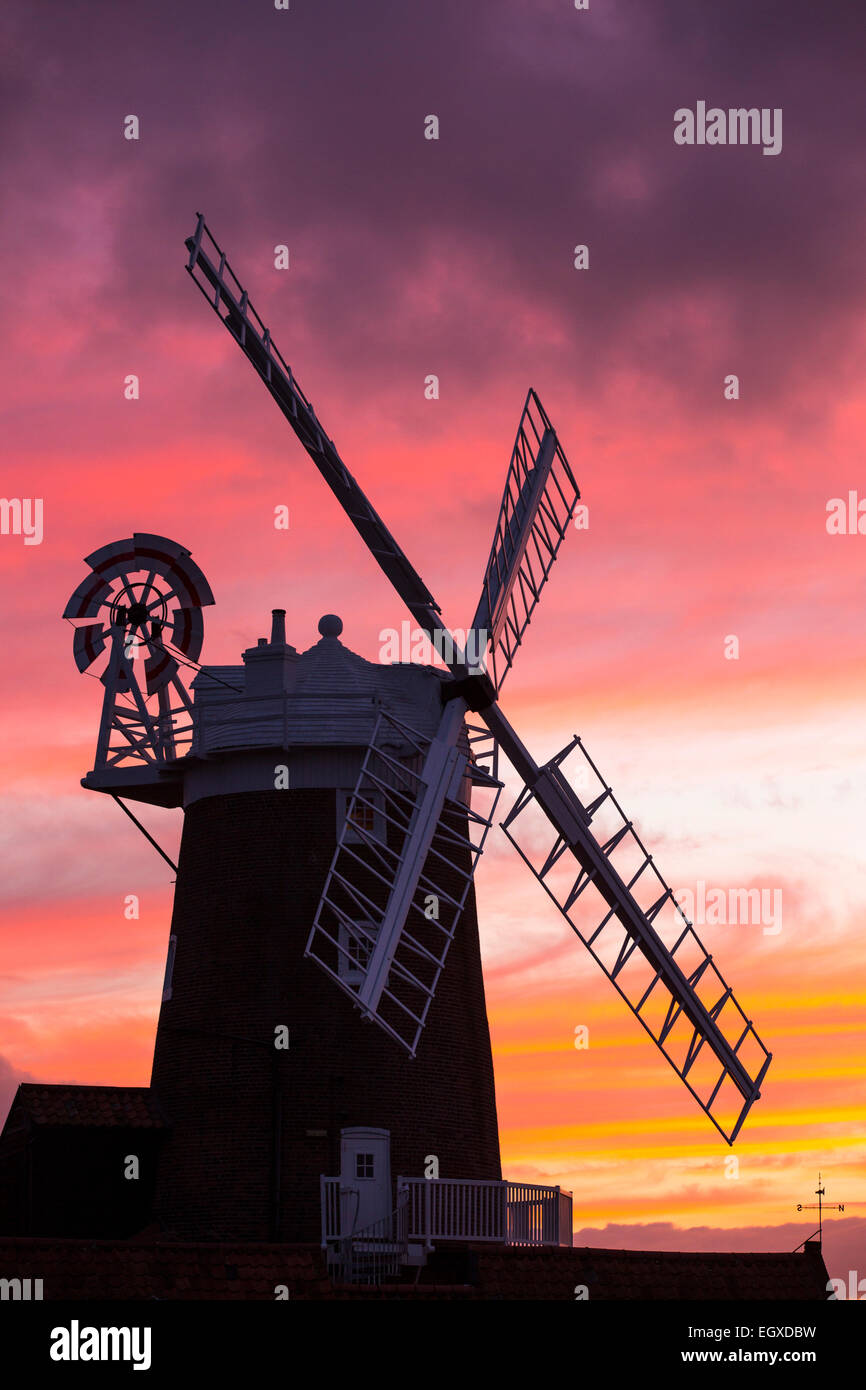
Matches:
[[0, 216, 830, 1301]]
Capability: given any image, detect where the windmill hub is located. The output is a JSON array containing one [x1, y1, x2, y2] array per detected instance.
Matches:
[[118, 601, 150, 625]]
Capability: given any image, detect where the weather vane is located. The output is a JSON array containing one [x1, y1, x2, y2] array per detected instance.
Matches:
[[797, 1172, 845, 1245]]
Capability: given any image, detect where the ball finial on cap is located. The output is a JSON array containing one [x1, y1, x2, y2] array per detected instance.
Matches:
[[318, 614, 343, 638]]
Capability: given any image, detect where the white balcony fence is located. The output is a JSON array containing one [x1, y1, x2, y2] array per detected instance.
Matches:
[[321, 1175, 572, 1250]]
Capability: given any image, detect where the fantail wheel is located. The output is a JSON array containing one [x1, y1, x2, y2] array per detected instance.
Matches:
[[64, 533, 214, 769]]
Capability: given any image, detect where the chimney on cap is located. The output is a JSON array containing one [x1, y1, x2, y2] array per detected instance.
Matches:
[[242, 609, 298, 696], [271, 609, 287, 645]]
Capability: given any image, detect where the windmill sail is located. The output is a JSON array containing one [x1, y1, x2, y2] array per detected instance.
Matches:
[[185, 215, 443, 647], [499, 733, 772, 1145], [472, 391, 581, 691], [305, 703, 502, 1054]]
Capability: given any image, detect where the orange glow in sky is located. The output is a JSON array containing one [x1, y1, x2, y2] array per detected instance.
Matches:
[[1, 0, 865, 1286]]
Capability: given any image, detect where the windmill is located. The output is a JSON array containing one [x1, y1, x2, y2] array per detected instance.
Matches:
[[50, 213, 774, 1257], [63, 533, 214, 808], [181, 212, 772, 1149]]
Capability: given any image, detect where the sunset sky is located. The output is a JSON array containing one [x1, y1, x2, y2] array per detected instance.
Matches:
[[1, 0, 864, 1284]]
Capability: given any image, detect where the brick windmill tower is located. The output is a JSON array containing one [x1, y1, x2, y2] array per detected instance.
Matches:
[[1, 217, 773, 1282], [147, 603, 504, 1244]]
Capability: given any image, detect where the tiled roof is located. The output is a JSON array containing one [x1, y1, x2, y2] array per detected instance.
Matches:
[[10, 1085, 167, 1129], [0, 1238, 829, 1301], [457, 1244, 831, 1301], [0, 1238, 332, 1300]]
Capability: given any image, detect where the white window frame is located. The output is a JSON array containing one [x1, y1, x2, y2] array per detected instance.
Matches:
[[337, 788, 386, 845], [338, 919, 379, 987]]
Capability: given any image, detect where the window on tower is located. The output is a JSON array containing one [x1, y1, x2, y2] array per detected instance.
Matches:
[[348, 933, 371, 970], [355, 1153, 375, 1179], [349, 799, 376, 834], [338, 789, 385, 845], [338, 921, 378, 986]]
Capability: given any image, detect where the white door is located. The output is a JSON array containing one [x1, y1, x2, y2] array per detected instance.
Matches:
[[339, 1127, 391, 1234]]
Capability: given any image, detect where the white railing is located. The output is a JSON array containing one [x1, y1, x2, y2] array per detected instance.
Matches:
[[559, 1187, 573, 1247], [506, 1182, 566, 1246], [321, 1177, 409, 1284], [328, 1201, 408, 1285], [397, 1177, 573, 1247], [320, 1175, 362, 1243], [321, 1175, 574, 1257], [400, 1175, 507, 1243]]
